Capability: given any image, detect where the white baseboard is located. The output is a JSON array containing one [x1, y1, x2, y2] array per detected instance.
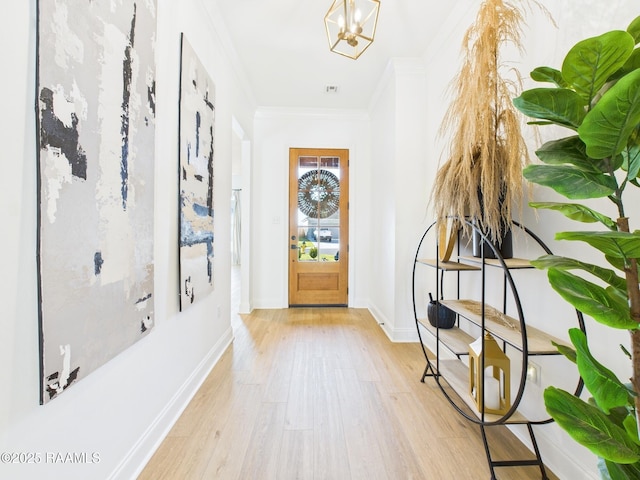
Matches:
[[252, 299, 287, 309], [350, 296, 369, 308], [108, 326, 234, 480], [368, 304, 420, 343], [367, 303, 390, 335], [238, 301, 252, 314], [508, 425, 598, 480], [391, 327, 420, 343]]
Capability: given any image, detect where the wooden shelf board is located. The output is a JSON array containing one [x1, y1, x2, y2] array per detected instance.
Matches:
[[437, 360, 529, 424], [459, 256, 533, 269], [439, 299, 568, 354], [418, 319, 474, 356], [417, 258, 481, 271]]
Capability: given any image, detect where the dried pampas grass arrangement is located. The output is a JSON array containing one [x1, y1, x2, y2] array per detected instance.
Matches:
[[431, 0, 546, 242]]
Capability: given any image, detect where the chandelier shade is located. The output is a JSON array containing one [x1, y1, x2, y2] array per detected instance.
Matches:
[[324, 0, 380, 60]]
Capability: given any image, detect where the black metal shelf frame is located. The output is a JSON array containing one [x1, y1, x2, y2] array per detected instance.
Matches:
[[411, 217, 586, 480]]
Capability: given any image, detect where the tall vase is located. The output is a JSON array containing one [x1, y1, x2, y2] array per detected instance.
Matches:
[[472, 225, 513, 259], [472, 188, 513, 259]]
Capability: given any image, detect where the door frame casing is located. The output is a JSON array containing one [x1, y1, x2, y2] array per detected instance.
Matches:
[[288, 147, 349, 306]]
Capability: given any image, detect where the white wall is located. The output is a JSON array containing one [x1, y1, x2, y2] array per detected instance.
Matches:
[[368, 59, 430, 342], [0, 1, 254, 479], [368, 65, 397, 332], [251, 108, 371, 309], [391, 60, 430, 342]]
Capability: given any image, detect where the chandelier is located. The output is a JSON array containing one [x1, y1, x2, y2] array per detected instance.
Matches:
[[324, 0, 380, 60]]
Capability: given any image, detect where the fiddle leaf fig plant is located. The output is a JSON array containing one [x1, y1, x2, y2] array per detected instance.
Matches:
[[513, 15, 640, 478]]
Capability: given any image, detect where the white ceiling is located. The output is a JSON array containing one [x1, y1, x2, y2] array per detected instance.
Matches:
[[204, 0, 470, 110]]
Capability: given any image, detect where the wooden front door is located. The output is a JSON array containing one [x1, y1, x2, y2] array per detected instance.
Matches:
[[288, 148, 349, 306]]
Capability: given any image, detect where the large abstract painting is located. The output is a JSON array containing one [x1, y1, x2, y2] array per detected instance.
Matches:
[[178, 34, 215, 310], [36, 0, 157, 404]]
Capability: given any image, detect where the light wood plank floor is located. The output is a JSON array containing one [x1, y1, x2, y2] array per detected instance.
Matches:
[[139, 307, 558, 480]]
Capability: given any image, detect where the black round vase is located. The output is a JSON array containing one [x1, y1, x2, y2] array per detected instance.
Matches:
[[427, 293, 457, 329]]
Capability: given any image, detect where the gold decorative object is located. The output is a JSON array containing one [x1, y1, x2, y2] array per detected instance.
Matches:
[[324, 0, 380, 59], [438, 217, 459, 262], [469, 333, 511, 415]]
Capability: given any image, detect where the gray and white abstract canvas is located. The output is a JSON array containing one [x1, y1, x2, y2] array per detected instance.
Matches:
[[36, 0, 157, 404], [179, 34, 215, 310]]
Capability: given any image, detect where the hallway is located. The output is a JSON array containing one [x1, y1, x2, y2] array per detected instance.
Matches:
[[139, 302, 557, 479]]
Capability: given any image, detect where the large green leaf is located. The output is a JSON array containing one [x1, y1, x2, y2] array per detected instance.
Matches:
[[608, 284, 633, 310], [555, 231, 640, 259], [544, 387, 640, 463], [612, 49, 640, 81], [623, 414, 640, 444], [529, 202, 617, 229], [526, 121, 555, 126], [569, 328, 632, 413], [552, 340, 577, 363], [579, 69, 640, 159], [562, 31, 635, 104], [628, 16, 640, 44], [606, 405, 637, 433], [606, 254, 640, 277], [547, 269, 635, 329], [535, 136, 604, 172], [530, 66, 569, 87], [610, 153, 626, 171], [531, 254, 626, 291], [601, 458, 640, 480], [622, 135, 640, 180], [513, 88, 587, 129], [523, 164, 617, 199]]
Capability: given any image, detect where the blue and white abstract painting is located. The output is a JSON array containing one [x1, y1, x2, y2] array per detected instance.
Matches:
[[179, 34, 215, 310], [36, 0, 157, 404]]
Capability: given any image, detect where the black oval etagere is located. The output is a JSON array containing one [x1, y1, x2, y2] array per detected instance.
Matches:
[[411, 217, 585, 480]]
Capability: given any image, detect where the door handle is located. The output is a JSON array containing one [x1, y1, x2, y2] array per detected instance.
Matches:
[[290, 244, 298, 250]]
